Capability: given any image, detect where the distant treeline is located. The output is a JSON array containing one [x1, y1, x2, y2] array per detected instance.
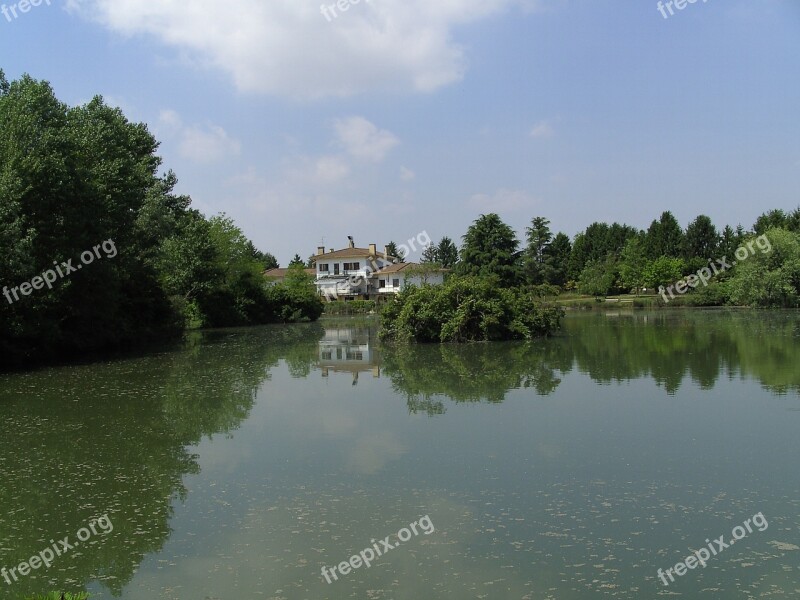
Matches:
[[419, 210, 800, 308], [0, 71, 321, 367]]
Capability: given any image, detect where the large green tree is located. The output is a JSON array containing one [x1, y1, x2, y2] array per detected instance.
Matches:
[[728, 229, 800, 307], [684, 215, 719, 261], [523, 217, 553, 285], [436, 236, 459, 269], [568, 222, 638, 280], [457, 213, 521, 286], [543, 232, 572, 287], [644, 211, 684, 259], [0, 72, 312, 366], [0, 74, 178, 360]]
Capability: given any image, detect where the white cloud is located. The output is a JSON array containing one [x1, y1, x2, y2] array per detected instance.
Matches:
[[334, 116, 399, 163], [530, 120, 554, 138], [400, 166, 416, 181], [157, 110, 241, 164], [180, 125, 241, 163], [313, 155, 351, 184], [66, 0, 537, 99], [468, 188, 540, 212]]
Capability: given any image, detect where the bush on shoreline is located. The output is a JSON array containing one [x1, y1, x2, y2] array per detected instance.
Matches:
[[324, 300, 376, 315], [380, 277, 564, 343]]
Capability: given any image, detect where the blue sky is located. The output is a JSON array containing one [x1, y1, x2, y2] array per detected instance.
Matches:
[[1, 0, 798, 264]]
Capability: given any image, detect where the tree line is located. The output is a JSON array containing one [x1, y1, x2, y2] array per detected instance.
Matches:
[[417, 209, 800, 307], [0, 71, 320, 367]]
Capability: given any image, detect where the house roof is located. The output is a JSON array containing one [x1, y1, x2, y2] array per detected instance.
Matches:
[[264, 267, 316, 279], [373, 262, 450, 276], [373, 262, 418, 275], [313, 247, 398, 261]]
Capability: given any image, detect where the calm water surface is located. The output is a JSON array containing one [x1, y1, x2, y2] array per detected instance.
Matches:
[[1, 310, 799, 599]]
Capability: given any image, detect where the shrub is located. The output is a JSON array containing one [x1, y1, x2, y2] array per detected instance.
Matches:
[[380, 277, 564, 343], [324, 300, 376, 315]]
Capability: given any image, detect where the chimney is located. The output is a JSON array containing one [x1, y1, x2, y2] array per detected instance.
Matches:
[[348, 236, 355, 249], [317, 246, 325, 256], [384, 245, 390, 257], [329, 248, 334, 253], [369, 243, 377, 256]]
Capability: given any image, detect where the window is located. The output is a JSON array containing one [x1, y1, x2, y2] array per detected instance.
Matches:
[[393, 279, 400, 288], [321, 351, 332, 360], [379, 279, 386, 288], [343, 262, 361, 271], [334, 264, 340, 275], [319, 264, 329, 273]]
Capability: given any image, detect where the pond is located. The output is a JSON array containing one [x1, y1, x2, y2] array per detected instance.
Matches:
[[1, 310, 798, 599]]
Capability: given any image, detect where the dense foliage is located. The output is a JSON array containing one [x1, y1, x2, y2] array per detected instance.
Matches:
[[324, 299, 376, 315], [380, 276, 564, 343], [456, 214, 521, 286], [0, 72, 319, 366], [444, 210, 799, 307]]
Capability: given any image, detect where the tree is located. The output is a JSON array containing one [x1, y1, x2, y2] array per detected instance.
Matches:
[[728, 229, 800, 308], [265, 265, 325, 322], [719, 225, 743, 260], [385, 241, 406, 261], [543, 232, 571, 287], [567, 222, 638, 280], [246, 241, 278, 270], [420, 243, 439, 263], [457, 213, 521, 286], [289, 254, 305, 267], [618, 236, 648, 293], [523, 217, 553, 285], [643, 256, 685, 290], [0, 73, 321, 364], [577, 256, 619, 296], [644, 211, 684, 259], [753, 209, 788, 235], [684, 215, 719, 261], [436, 236, 459, 269], [789, 208, 800, 233], [0, 74, 179, 360]]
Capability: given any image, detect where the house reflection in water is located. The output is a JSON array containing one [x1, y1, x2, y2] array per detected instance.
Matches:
[[318, 324, 381, 385]]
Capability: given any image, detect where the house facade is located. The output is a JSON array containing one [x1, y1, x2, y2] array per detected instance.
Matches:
[[312, 239, 446, 301]]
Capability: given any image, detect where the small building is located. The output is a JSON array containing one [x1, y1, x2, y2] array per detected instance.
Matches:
[[372, 262, 446, 294]]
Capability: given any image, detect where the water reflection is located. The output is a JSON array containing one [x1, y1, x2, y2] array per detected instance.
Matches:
[[0, 323, 323, 598], [383, 310, 800, 406], [318, 322, 380, 384], [0, 311, 798, 598]]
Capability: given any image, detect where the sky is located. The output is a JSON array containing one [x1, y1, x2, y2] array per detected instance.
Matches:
[[1, 0, 799, 265]]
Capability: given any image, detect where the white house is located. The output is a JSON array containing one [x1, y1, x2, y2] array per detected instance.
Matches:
[[372, 262, 446, 294], [312, 238, 447, 301]]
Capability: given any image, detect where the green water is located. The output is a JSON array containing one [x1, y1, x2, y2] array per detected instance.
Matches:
[[1, 310, 798, 599]]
